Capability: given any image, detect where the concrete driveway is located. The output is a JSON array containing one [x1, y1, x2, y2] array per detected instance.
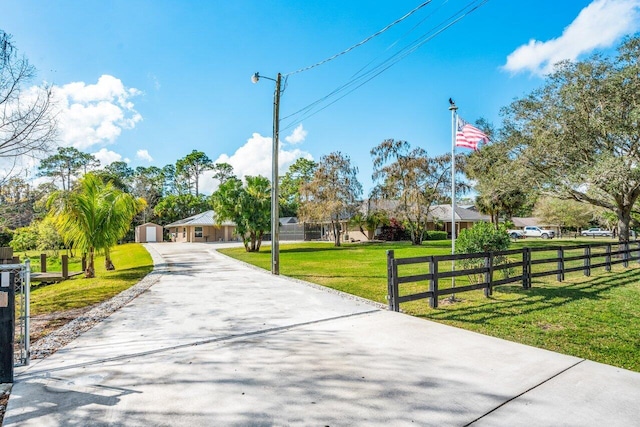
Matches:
[[4, 242, 640, 426]]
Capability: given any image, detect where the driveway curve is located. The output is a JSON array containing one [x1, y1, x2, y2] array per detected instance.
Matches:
[[4, 242, 640, 426]]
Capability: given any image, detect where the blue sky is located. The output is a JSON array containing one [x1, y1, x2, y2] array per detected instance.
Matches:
[[3, 0, 639, 194]]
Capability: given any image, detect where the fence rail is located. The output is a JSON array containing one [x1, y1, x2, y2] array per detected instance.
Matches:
[[387, 241, 640, 311]]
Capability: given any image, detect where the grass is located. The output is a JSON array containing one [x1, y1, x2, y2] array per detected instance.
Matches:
[[219, 238, 640, 372], [28, 243, 153, 315]]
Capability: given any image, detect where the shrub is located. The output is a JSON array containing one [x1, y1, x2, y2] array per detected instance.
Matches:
[[9, 224, 39, 253], [377, 218, 411, 241], [456, 222, 511, 284], [426, 231, 448, 241], [0, 229, 12, 247]]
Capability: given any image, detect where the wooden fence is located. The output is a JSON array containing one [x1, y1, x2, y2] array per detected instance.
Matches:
[[386, 241, 640, 311]]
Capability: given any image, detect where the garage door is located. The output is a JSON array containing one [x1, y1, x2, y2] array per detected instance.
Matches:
[[146, 226, 157, 242]]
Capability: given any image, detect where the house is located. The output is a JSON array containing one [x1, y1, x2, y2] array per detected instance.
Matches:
[[135, 222, 163, 243], [164, 210, 237, 243], [427, 204, 491, 236], [359, 199, 490, 239]]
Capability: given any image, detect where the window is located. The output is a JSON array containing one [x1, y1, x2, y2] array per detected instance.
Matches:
[[183, 228, 186, 238], [195, 227, 203, 238]]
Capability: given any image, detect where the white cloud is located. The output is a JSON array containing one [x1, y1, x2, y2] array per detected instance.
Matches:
[[199, 132, 313, 195], [136, 149, 153, 162], [92, 148, 127, 166], [284, 124, 308, 144], [504, 0, 640, 76], [52, 75, 143, 149]]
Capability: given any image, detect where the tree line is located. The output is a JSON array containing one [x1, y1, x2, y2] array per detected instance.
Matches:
[[2, 28, 640, 261]]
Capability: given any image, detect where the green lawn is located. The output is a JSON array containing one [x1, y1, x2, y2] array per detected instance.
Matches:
[[219, 239, 640, 372], [28, 243, 153, 315]]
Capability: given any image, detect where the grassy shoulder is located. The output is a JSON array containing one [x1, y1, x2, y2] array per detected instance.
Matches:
[[29, 243, 153, 315], [219, 239, 640, 372]]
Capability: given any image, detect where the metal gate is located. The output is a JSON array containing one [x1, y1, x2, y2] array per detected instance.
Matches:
[[0, 259, 31, 367]]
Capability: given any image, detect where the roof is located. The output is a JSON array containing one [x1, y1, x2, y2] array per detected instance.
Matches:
[[427, 205, 490, 222], [136, 222, 162, 228], [279, 217, 298, 225], [512, 217, 560, 228], [164, 210, 235, 228]]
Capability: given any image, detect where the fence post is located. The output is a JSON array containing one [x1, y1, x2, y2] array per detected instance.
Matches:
[[605, 244, 612, 271], [40, 253, 47, 272], [557, 247, 564, 282], [484, 252, 494, 297], [0, 271, 15, 382], [386, 250, 395, 311], [429, 257, 438, 308], [62, 254, 69, 279], [522, 248, 531, 289], [583, 246, 591, 277], [623, 242, 629, 268]]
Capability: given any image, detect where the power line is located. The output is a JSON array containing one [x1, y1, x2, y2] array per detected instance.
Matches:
[[281, 0, 489, 132], [284, 1, 434, 77]]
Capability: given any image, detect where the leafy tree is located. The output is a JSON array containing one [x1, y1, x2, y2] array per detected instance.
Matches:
[[211, 175, 271, 252], [175, 150, 214, 196], [35, 217, 64, 253], [465, 139, 535, 225], [502, 36, 640, 241], [0, 176, 35, 228], [0, 30, 56, 178], [211, 162, 236, 185], [370, 139, 466, 245], [349, 209, 388, 240], [533, 196, 594, 233], [93, 161, 135, 191], [9, 224, 38, 254], [280, 158, 317, 217], [38, 147, 100, 191], [47, 173, 145, 277], [131, 166, 165, 222], [153, 193, 210, 225], [161, 164, 177, 195], [299, 152, 362, 246]]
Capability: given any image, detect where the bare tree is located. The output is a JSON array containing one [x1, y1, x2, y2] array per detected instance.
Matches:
[[299, 152, 362, 246], [0, 30, 56, 181], [371, 139, 466, 245]]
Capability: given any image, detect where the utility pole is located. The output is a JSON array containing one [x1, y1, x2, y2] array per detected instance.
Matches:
[[272, 73, 282, 275]]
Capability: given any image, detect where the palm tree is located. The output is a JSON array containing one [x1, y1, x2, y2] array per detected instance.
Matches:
[[47, 173, 146, 277]]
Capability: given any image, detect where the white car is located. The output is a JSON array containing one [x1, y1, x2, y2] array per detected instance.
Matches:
[[523, 226, 555, 239], [581, 228, 613, 237]]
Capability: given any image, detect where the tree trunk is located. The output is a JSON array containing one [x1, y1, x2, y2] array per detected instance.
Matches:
[[616, 207, 632, 242], [256, 231, 262, 251], [332, 221, 341, 247], [104, 247, 115, 270], [85, 247, 95, 278]]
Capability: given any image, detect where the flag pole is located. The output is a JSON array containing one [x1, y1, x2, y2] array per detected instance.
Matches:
[[449, 100, 458, 299]]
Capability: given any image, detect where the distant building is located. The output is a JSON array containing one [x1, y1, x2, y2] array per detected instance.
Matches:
[[164, 210, 237, 243], [135, 222, 163, 243]]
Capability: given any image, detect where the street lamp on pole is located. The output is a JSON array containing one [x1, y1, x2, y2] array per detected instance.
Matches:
[[252, 72, 282, 275]]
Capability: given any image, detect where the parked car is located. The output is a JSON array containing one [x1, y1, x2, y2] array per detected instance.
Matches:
[[506, 229, 525, 239], [581, 228, 613, 237], [522, 226, 555, 239]]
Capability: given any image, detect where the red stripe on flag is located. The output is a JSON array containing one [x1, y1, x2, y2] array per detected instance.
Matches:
[[455, 118, 489, 151]]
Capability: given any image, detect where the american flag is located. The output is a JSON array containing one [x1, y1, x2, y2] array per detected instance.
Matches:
[[456, 117, 489, 150]]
